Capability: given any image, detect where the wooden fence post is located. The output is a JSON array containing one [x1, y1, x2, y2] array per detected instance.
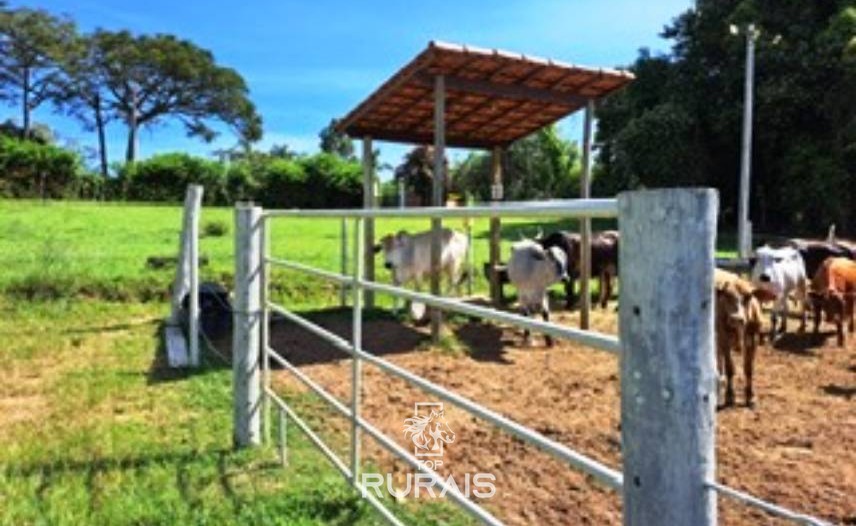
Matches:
[[233, 203, 262, 448], [618, 188, 718, 526]]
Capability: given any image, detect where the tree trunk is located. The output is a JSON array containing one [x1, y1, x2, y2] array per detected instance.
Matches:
[[94, 95, 109, 177], [22, 67, 31, 139], [125, 120, 138, 163], [125, 86, 138, 163]]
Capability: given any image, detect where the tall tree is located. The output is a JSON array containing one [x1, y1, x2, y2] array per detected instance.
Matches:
[[0, 6, 76, 138], [89, 30, 262, 162], [55, 35, 112, 176], [319, 118, 354, 159]]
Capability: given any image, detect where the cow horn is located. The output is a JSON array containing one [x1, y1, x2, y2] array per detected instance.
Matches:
[[827, 224, 836, 243], [535, 227, 543, 240]]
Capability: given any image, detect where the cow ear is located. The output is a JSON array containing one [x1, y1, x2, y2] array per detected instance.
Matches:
[[531, 250, 546, 261], [372, 244, 382, 254], [747, 256, 757, 268]]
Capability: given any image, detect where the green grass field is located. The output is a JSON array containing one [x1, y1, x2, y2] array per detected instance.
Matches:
[[0, 199, 736, 525]]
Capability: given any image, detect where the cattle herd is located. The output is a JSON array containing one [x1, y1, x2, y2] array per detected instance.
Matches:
[[374, 226, 855, 407]]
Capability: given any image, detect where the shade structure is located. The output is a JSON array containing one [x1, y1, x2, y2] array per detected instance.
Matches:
[[338, 41, 634, 334], [337, 41, 634, 148]]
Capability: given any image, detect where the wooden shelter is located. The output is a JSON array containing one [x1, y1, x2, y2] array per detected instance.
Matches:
[[337, 41, 633, 337]]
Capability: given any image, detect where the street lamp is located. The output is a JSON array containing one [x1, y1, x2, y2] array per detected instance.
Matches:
[[731, 23, 760, 259]]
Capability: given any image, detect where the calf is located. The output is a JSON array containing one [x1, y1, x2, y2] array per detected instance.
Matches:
[[374, 228, 469, 293], [538, 230, 619, 309], [507, 239, 569, 346], [751, 245, 808, 338], [809, 257, 856, 347], [714, 269, 765, 407]]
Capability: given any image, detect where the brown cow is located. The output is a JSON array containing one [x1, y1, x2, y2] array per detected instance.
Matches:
[[714, 269, 765, 407], [809, 257, 856, 347]]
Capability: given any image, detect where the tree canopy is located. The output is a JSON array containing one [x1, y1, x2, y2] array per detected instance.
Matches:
[[87, 30, 262, 162], [452, 125, 581, 202], [0, 4, 263, 170], [0, 5, 76, 137], [595, 0, 856, 234]]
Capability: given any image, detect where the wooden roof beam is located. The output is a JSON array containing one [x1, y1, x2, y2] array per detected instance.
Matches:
[[412, 72, 586, 107]]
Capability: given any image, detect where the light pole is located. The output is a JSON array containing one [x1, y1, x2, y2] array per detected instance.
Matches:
[[730, 23, 759, 259]]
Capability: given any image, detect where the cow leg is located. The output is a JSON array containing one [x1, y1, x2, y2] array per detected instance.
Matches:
[[565, 276, 576, 309], [797, 280, 807, 332], [847, 296, 855, 334], [598, 272, 609, 309], [780, 296, 789, 334], [769, 311, 778, 341], [743, 330, 756, 408], [812, 297, 822, 334], [720, 333, 736, 407], [837, 318, 845, 347], [521, 306, 532, 346], [541, 304, 553, 347]]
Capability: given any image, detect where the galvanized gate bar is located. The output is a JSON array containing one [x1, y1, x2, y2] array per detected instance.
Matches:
[[266, 387, 351, 478], [266, 300, 623, 489], [267, 257, 351, 284], [359, 279, 621, 354], [263, 198, 618, 219], [706, 482, 829, 526], [265, 388, 406, 526], [267, 343, 501, 525], [266, 346, 352, 418]]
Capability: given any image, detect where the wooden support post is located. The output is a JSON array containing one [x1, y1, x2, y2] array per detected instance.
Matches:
[[580, 100, 594, 330], [489, 147, 503, 306], [618, 188, 718, 526], [362, 137, 375, 309], [430, 75, 445, 343], [233, 203, 262, 448]]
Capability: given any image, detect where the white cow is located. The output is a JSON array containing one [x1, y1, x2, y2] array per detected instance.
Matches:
[[374, 228, 469, 293], [750, 245, 808, 338], [507, 239, 569, 347]]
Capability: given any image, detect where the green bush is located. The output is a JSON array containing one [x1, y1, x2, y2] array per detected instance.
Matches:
[[0, 136, 85, 198], [118, 153, 228, 204], [201, 220, 228, 237]]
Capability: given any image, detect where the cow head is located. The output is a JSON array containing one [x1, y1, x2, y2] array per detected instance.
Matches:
[[750, 245, 800, 296], [534, 245, 569, 283], [373, 231, 410, 272]]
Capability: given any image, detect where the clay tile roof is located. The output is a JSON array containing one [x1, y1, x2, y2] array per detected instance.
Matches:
[[337, 41, 634, 149]]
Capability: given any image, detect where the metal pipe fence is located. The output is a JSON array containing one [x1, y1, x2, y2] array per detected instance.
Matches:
[[230, 192, 830, 526]]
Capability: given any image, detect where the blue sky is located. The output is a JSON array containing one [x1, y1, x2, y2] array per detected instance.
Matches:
[[9, 0, 690, 176]]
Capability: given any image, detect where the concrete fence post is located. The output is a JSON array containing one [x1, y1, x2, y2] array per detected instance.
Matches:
[[618, 188, 718, 526], [167, 184, 203, 368], [233, 203, 262, 448]]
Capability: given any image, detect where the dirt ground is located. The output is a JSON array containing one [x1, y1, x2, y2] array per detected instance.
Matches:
[[258, 301, 855, 525]]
